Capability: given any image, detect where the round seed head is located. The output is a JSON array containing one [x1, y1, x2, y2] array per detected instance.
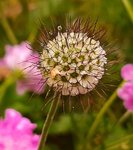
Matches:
[[40, 20, 107, 96]]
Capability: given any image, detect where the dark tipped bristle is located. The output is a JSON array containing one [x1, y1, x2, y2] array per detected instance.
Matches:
[[34, 17, 107, 47], [26, 17, 121, 112]]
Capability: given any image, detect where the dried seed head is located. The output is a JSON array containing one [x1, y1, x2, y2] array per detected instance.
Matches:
[[40, 22, 107, 96]]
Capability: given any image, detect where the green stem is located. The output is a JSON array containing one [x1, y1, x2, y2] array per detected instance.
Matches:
[[0, 71, 22, 103], [1, 18, 18, 44], [38, 93, 60, 150], [122, 0, 133, 23], [0, 76, 15, 103], [105, 134, 133, 150], [107, 109, 117, 122], [83, 81, 124, 149], [117, 111, 132, 125]]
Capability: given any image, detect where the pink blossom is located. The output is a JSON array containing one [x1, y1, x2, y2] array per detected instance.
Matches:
[[121, 64, 133, 81], [0, 42, 44, 95], [117, 64, 133, 111], [0, 108, 39, 150]]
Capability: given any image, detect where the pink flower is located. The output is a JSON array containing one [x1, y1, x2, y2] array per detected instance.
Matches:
[[0, 42, 44, 95], [0, 108, 39, 150], [117, 64, 133, 111], [121, 64, 133, 81]]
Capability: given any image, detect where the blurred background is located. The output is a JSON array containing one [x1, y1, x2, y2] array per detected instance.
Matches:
[[0, 0, 133, 150]]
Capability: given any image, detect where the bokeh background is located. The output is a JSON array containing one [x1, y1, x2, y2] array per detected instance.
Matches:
[[0, 0, 133, 150]]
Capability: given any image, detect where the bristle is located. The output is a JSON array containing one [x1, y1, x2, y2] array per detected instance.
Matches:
[[29, 17, 120, 111]]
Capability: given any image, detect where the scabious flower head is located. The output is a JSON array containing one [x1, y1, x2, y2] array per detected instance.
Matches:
[[39, 19, 108, 96], [0, 42, 44, 95], [118, 64, 133, 111], [0, 108, 39, 150]]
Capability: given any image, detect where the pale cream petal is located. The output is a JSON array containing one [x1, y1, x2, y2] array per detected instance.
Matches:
[[78, 86, 88, 94], [70, 87, 79, 96], [62, 88, 69, 95], [70, 78, 77, 83]]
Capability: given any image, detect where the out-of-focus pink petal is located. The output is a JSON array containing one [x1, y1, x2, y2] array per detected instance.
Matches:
[[1, 41, 45, 95], [117, 82, 133, 101], [32, 135, 40, 146], [15, 118, 36, 134], [124, 98, 133, 111], [21, 44, 44, 94], [5, 108, 21, 121], [0, 59, 11, 79], [17, 52, 44, 94], [0, 143, 5, 149], [16, 81, 28, 95], [118, 81, 133, 111], [121, 64, 133, 81], [0, 108, 39, 150], [0, 59, 6, 67], [4, 42, 31, 69]]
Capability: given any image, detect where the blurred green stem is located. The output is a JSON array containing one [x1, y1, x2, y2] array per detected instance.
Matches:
[[83, 81, 124, 149], [1, 18, 18, 44], [107, 109, 117, 122], [122, 0, 133, 23], [105, 134, 133, 150], [117, 111, 132, 125], [0, 70, 24, 104], [38, 93, 60, 150], [0, 76, 15, 103]]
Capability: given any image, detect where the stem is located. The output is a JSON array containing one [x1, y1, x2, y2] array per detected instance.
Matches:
[[105, 134, 133, 150], [0, 76, 15, 103], [107, 109, 117, 122], [0, 70, 22, 103], [1, 18, 18, 44], [122, 0, 133, 23], [38, 93, 60, 150], [83, 81, 124, 149], [117, 111, 132, 125]]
